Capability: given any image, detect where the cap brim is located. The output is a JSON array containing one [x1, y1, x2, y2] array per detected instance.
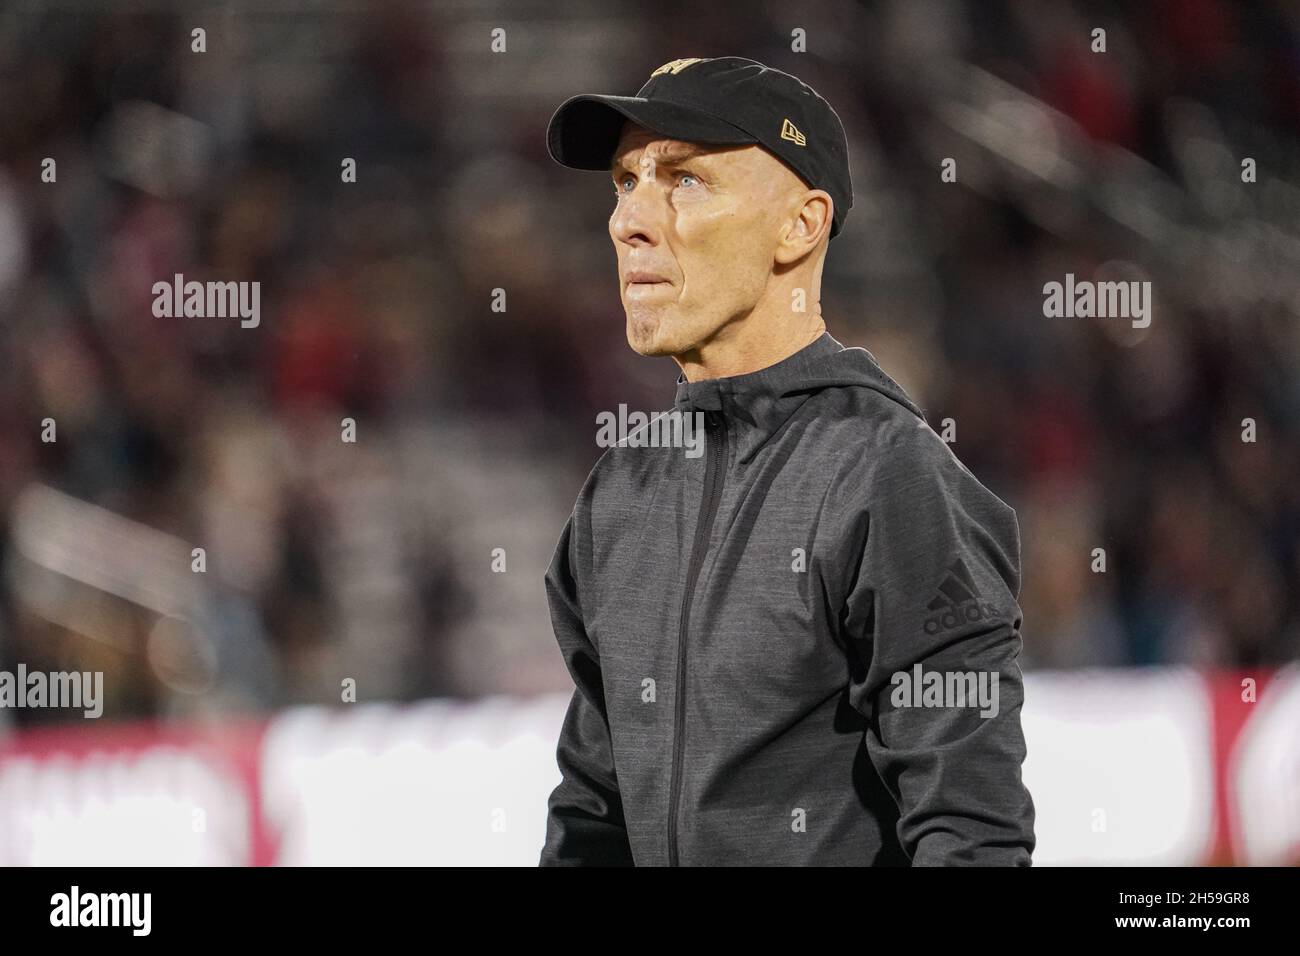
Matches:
[[547, 94, 757, 170]]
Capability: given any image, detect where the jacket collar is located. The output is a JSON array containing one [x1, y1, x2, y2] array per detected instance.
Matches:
[[671, 331, 848, 463]]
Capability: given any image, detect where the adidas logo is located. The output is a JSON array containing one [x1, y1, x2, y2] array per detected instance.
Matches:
[[923, 558, 1000, 634], [780, 118, 806, 146]]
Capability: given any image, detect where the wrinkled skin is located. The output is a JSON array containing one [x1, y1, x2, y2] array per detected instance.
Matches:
[[608, 120, 834, 381]]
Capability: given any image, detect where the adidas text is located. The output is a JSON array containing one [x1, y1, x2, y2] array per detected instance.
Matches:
[[924, 599, 1002, 634]]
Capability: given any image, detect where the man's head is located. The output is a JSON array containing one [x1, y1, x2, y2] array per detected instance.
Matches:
[[547, 57, 853, 367], [608, 120, 832, 357]]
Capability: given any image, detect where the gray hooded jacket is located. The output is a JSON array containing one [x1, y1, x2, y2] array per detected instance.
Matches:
[[539, 331, 1035, 866]]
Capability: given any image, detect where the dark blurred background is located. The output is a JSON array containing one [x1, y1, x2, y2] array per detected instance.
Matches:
[[1, 0, 1298, 726]]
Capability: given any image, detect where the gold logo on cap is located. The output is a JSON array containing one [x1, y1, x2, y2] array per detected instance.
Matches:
[[650, 58, 702, 78], [780, 118, 807, 146]]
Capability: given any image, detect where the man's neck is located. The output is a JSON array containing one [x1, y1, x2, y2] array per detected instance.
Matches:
[[674, 312, 827, 382]]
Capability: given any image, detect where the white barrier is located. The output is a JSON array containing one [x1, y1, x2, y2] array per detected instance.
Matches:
[[1, 668, 1295, 865]]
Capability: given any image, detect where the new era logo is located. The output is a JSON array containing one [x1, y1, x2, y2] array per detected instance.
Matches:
[[923, 559, 1000, 634], [780, 118, 806, 146]]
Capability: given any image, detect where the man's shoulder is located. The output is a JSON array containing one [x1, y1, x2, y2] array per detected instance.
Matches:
[[811, 385, 1014, 515], [570, 418, 682, 510], [808, 381, 944, 466]]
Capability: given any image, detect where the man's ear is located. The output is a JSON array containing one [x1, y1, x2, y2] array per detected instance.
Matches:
[[775, 190, 833, 265]]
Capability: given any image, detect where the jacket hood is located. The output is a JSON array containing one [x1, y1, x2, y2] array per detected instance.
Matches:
[[671, 331, 926, 461]]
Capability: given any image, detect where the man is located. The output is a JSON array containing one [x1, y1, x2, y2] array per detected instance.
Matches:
[[539, 56, 1035, 865]]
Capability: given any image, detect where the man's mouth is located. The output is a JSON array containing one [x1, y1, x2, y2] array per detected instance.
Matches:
[[625, 271, 669, 285], [624, 271, 672, 297]]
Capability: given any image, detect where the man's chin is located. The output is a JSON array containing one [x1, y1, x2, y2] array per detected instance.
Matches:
[[624, 312, 679, 357]]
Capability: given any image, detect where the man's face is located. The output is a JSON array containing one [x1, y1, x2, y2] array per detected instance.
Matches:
[[608, 121, 807, 358]]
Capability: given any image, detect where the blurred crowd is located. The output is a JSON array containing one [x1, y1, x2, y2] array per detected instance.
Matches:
[[0, 0, 1297, 724]]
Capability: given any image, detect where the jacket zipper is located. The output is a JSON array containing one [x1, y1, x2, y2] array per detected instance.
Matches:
[[667, 408, 728, 866]]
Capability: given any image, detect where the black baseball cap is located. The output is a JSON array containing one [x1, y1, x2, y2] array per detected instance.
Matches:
[[546, 56, 853, 239]]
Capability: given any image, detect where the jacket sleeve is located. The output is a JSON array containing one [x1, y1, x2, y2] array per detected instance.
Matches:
[[538, 503, 635, 866], [841, 423, 1036, 866]]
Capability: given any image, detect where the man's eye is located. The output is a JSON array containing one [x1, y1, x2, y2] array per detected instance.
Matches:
[[616, 175, 636, 193], [677, 173, 700, 188]]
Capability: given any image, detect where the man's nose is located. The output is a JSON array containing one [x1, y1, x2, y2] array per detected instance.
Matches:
[[610, 178, 662, 246]]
